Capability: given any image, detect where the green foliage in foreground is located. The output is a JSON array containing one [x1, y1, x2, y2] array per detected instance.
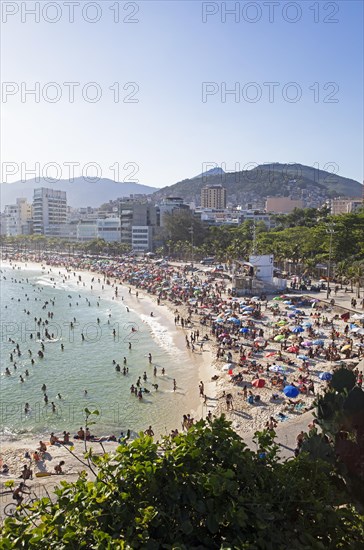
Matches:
[[1, 417, 363, 549]]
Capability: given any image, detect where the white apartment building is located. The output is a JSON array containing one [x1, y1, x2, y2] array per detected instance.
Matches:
[[76, 217, 121, 243], [33, 188, 67, 236], [97, 218, 121, 242], [132, 226, 153, 251], [4, 198, 32, 236]]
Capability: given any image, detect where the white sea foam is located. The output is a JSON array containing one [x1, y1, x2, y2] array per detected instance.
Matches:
[[140, 314, 182, 357], [35, 278, 56, 287]]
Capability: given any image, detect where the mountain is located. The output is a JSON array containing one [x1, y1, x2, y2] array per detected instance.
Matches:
[[152, 163, 362, 205], [192, 167, 225, 179], [0, 178, 158, 208]]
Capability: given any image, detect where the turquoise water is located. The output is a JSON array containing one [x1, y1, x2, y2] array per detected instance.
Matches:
[[0, 265, 199, 441]]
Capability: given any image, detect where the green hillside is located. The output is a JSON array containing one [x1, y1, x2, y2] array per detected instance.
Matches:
[[153, 163, 362, 203]]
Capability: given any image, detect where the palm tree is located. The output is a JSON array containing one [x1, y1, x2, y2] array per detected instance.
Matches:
[[334, 260, 348, 289], [348, 263, 364, 298]]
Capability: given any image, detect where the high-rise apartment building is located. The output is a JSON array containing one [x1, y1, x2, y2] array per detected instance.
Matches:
[[33, 188, 67, 236], [119, 200, 158, 251], [201, 185, 227, 209], [4, 198, 32, 236]]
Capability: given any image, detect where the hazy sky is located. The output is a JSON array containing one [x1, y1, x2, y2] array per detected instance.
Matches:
[[1, 0, 363, 187]]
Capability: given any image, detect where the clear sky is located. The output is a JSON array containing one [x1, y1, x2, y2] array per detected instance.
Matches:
[[1, 0, 363, 187]]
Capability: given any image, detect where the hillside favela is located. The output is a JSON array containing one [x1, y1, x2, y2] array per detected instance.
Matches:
[[1, 2, 364, 549]]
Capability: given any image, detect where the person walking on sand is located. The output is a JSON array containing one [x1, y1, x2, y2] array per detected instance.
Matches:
[[173, 379, 177, 391], [199, 381, 204, 398], [226, 393, 234, 411]]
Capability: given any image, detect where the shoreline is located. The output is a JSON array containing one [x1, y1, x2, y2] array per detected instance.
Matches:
[[0, 258, 219, 443], [1, 253, 363, 490]]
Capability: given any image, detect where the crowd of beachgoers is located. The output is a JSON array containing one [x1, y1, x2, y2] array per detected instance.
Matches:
[[1, 251, 364, 489]]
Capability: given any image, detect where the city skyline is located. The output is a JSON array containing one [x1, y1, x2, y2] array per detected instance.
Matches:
[[1, 1, 363, 187]]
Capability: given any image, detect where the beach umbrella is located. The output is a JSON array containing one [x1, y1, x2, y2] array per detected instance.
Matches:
[[341, 344, 351, 352], [287, 345, 299, 353], [313, 339, 324, 346], [288, 305, 297, 310], [356, 328, 364, 335], [242, 306, 254, 311], [288, 313, 296, 318], [283, 300, 292, 304], [302, 341, 313, 347], [254, 337, 265, 343], [274, 334, 285, 342], [266, 351, 277, 357], [297, 354, 307, 360], [283, 385, 299, 398], [302, 322, 312, 328], [239, 327, 249, 333], [291, 326, 304, 333], [273, 296, 282, 301], [252, 378, 266, 388], [319, 372, 332, 381], [276, 320, 287, 326]]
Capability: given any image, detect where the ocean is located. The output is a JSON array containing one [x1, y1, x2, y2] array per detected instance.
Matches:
[[0, 264, 200, 441]]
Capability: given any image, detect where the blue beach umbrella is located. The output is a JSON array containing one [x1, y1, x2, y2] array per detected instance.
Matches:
[[313, 339, 324, 346], [291, 326, 304, 333], [297, 354, 307, 360], [319, 372, 332, 381], [283, 385, 300, 398], [239, 327, 249, 333]]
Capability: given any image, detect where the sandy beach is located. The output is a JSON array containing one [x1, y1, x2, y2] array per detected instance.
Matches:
[[1, 254, 363, 513]]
